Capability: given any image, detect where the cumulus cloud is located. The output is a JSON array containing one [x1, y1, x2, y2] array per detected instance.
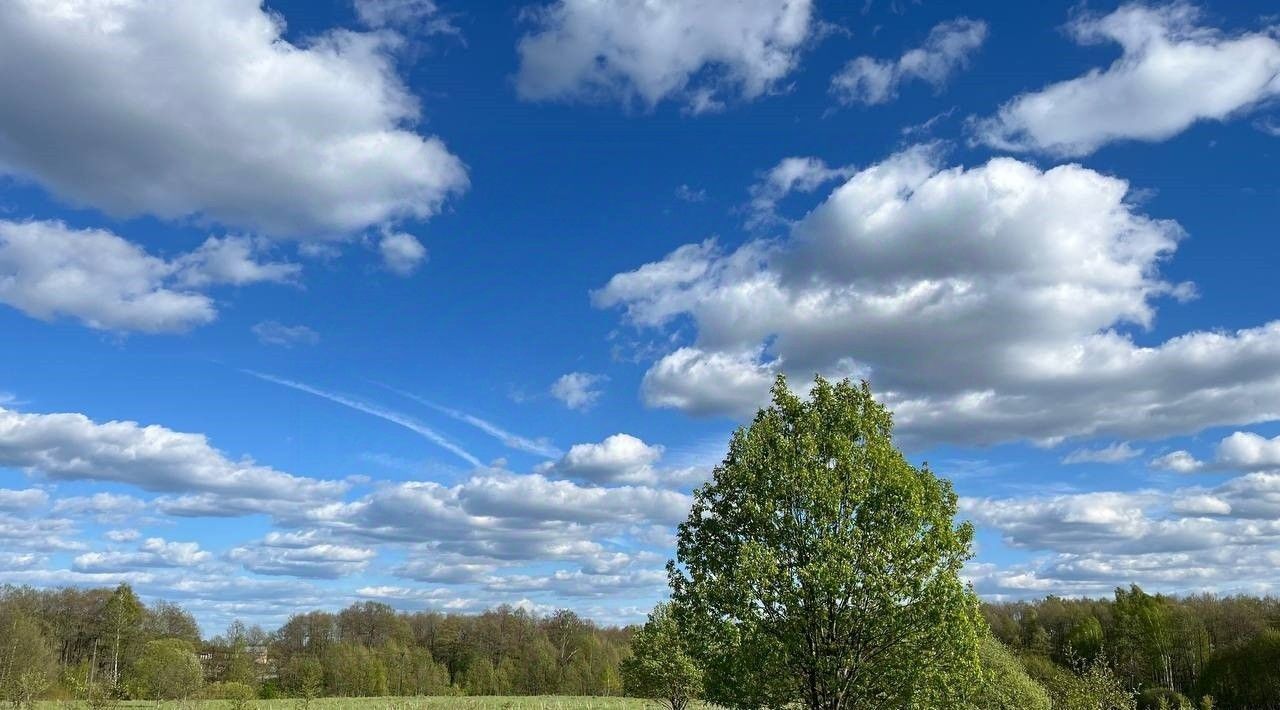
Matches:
[[550, 372, 608, 411], [971, 3, 1280, 156], [1154, 430, 1280, 473], [52, 493, 148, 522], [0, 488, 48, 511], [229, 533, 375, 579], [596, 146, 1280, 447], [252, 321, 320, 347], [537, 434, 662, 485], [0, 221, 299, 333], [0, 0, 468, 236], [746, 157, 854, 229], [0, 405, 345, 505], [516, 0, 815, 113], [831, 18, 987, 105], [74, 537, 210, 572], [964, 469, 1280, 597], [379, 231, 429, 276]]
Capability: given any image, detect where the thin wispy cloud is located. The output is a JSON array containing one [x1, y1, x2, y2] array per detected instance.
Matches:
[[244, 371, 481, 467], [374, 382, 562, 458]]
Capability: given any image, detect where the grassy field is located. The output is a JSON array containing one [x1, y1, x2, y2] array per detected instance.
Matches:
[[37, 699, 707, 710]]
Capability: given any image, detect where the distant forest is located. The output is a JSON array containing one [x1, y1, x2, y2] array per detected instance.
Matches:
[[3, 582, 1280, 709]]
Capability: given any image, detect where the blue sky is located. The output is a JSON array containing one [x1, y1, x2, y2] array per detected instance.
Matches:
[[2, 0, 1280, 633]]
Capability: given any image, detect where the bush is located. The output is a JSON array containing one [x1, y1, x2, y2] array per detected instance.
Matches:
[[970, 636, 1050, 710], [1137, 687, 1192, 710], [200, 681, 256, 710], [125, 639, 203, 700]]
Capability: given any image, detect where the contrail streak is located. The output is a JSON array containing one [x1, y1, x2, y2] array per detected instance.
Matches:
[[245, 371, 482, 467], [373, 382, 562, 458]]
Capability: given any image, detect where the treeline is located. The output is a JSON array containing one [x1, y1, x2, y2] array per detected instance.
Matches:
[[983, 585, 1280, 709], [0, 583, 628, 705], [7, 581, 1280, 709]]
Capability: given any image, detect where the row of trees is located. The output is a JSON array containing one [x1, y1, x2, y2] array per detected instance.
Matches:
[[0, 584, 630, 704]]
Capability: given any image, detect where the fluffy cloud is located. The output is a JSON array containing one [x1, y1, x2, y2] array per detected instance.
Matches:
[[831, 18, 986, 105], [252, 321, 320, 347], [597, 146, 1280, 447], [550, 372, 608, 411], [0, 405, 345, 505], [74, 537, 210, 572], [354, 0, 458, 35], [516, 0, 815, 113], [229, 532, 375, 579], [537, 433, 706, 487], [964, 470, 1280, 596], [971, 3, 1280, 156], [1153, 430, 1280, 473], [0, 0, 467, 236], [0, 488, 48, 511], [52, 493, 148, 522], [379, 231, 428, 276], [746, 157, 854, 229], [0, 221, 297, 332]]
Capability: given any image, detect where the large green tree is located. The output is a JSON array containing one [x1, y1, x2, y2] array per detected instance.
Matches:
[[126, 639, 203, 700], [669, 375, 984, 709]]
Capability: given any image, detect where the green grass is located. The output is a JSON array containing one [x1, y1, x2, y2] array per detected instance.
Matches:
[[36, 698, 709, 710]]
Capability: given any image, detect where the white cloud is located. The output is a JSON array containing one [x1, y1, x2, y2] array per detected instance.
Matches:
[[1062, 441, 1144, 464], [1152, 430, 1280, 474], [173, 237, 300, 289], [1216, 431, 1280, 470], [0, 405, 345, 504], [831, 18, 986, 105], [0, 488, 48, 511], [0, 221, 300, 333], [252, 321, 320, 347], [379, 231, 428, 276], [971, 3, 1280, 156], [964, 470, 1280, 597], [354, 0, 458, 36], [550, 372, 608, 411], [537, 434, 663, 485], [74, 537, 210, 572], [229, 535, 375, 579], [597, 146, 1280, 447], [746, 157, 854, 229], [52, 493, 148, 522], [0, 0, 468, 236], [516, 0, 815, 113]]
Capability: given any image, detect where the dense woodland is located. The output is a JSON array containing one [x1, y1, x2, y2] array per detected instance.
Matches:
[[0, 583, 629, 704], [2, 582, 1280, 708]]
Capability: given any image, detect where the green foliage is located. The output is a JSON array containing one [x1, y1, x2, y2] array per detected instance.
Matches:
[[1137, 686, 1193, 710], [126, 639, 203, 700], [322, 643, 387, 697], [968, 636, 1050, 710], [280, 656, 324, 700], [200, 681, 257, 710], [0, 612, 56, 710], [1066, 616, 1105, 665], [1197, 629, 1280, 710], [1023, 653, 1136, 710], [619, 604, 701, 710], [670, 375, 984, 709]]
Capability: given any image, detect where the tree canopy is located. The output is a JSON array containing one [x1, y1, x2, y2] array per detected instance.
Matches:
[[669, 375, 984, 709]]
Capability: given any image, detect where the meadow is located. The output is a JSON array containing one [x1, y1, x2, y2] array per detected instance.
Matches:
[[36, 700, 704, 710]]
